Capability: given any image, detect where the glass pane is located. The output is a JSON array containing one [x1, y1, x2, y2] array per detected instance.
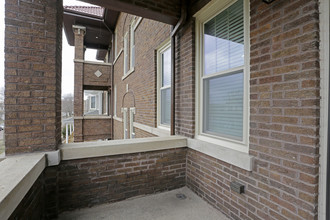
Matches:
[[162, 47, 171, 87], [161, 88, 171, 125], [203, 71, 243, 140], [204, 0, 244, 75], [84, 90, 109, 116]]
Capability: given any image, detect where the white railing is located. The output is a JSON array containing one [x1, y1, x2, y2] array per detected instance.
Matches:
[[64, 122, 74, 144]]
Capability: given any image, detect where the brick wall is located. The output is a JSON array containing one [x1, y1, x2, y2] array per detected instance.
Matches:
[[83, 119, 111, 141], [73, 26, 112, 142], [9, 174, 45, 220], [57, 148, 186, 212], [186, 0, 320, 219], [83, 63, 111, 87], [112, 14, 171, 138], [5, 0, 63, 154], [175, 18, 196, 138]]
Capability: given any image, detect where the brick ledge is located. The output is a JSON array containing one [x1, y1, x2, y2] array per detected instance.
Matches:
[[60, 136, 187, 160], [0, 154, 46, 219]]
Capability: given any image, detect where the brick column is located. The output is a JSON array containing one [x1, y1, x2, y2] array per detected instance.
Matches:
[[5, 0, 63, 155], [73, 25, 86, 142]]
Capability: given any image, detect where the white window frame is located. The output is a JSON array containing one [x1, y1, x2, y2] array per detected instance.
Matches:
[[123, 32, 129, 75], [130, 23, 135, 70], [195, 0, 250, 153], [157, 39, 171, 130], [114, 28, 118, 57]]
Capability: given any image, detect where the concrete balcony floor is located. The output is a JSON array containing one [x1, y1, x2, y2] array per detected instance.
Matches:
[[58, 187, 229, 220]]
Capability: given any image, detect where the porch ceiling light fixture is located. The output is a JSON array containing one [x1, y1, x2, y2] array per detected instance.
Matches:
[[263, 0, 275, 3]]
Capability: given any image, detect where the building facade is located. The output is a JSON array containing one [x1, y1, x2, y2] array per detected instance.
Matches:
[[3, 0, 330, 219]]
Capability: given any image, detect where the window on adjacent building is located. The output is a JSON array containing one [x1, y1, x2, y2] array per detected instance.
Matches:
[[157, 41, 171, 127], [195, 0, 249, 152], [130, 23, 135, 69], [114, 28, 118, 58], [84, 90, 109, 116], [90, 96, 96, 109], [123, 32, 129, 75]]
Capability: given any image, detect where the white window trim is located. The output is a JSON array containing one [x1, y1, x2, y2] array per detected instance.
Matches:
[[318, 0, 329, 218], [157, 39, 171, 130], [194, 0, 250, 154], [114, 28, 118, 57], [130, 22, 135, 70], [123, 32, 129, 75]]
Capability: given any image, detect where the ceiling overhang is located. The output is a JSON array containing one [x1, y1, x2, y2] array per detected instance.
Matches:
[[63, 6, 119, 60], [78, 0, 180, 25]]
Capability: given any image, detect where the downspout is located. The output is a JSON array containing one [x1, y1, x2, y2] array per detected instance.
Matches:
[[170, 0, 187, 135]]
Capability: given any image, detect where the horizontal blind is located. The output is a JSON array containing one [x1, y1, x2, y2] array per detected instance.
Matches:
[[203, 71, 244, 140], [162, 47, 171, 87], [161, 88, 171, 125], [204, 0, 244, 76]]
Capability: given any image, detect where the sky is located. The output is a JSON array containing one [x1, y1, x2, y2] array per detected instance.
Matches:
[[0, 0, 99, 97]]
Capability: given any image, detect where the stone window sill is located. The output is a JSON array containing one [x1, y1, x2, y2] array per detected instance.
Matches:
[[187, 138, 253, 171], [122, 68, 135, 80]]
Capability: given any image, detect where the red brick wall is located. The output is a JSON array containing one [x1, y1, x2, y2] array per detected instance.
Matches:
[[186, 0, 320, 220], [83, 119, 112, 141], [113, 119, 123, 139], [175, 19, 196, 138], [83, 63, 111, 87], [5, 0, 63, 154], [57, 148, 186, 212], [9, 174, 45, 220], [113, 14, 171, 139]]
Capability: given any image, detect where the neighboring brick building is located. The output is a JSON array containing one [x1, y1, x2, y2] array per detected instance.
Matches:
[[3, 0, 330, 220]]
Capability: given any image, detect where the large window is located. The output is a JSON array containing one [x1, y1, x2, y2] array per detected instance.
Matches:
[[157, 41, 171, 127], [84, 90, 109, 116], [196, 0, 249, 152]]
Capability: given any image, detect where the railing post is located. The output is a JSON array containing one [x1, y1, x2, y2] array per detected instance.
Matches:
[[66, 124, 69, 144]]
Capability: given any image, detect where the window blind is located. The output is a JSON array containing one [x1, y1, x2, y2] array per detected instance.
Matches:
[[202, 0, 244, 141], [204, 0, 244, 75]]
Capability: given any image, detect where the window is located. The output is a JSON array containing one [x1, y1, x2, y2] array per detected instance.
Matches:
[[124, 32, 129, 75], [130, 22, 135, 69], [157, 40, 171, 127], [114, 28, 118, 57], [84, 90, 109, 116], [90, 96, 96, 109], [195, 0, 249, 152]]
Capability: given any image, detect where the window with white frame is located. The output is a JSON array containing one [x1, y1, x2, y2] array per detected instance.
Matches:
[[84, 90, 109, 116], [157, 41, 171, 127], [114, 28, 118, 57], [196, 0, 249, 152], [130, 22, 135, 69], [123, 32, 129, 74]]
